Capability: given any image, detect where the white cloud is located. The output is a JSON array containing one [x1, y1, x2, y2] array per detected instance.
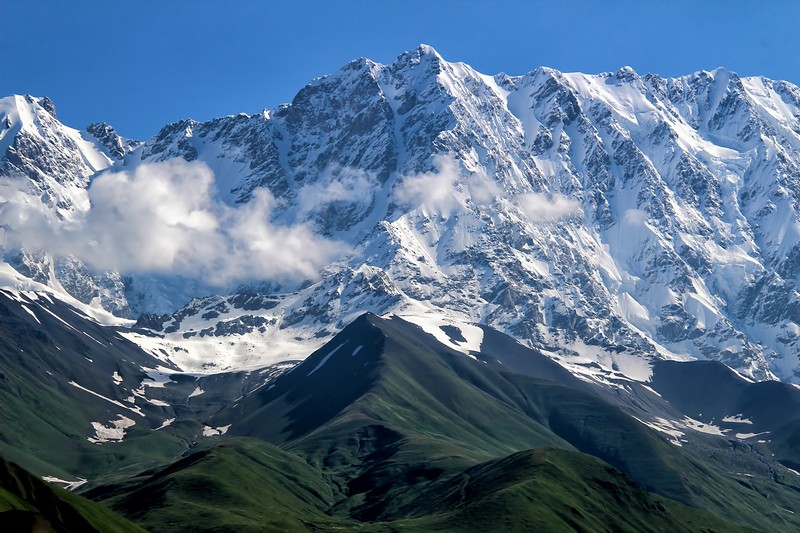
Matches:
[[624, 208, 647, 225], [394, 156, 460, 217], [516, 192, 582, 223], [0, 160, 346, 285], [393, 155, 501, 217], [467, 170, 502, 206], [295, 167, 379, 222]]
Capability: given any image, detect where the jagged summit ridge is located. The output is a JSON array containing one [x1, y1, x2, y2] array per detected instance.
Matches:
[[2, 47, 800, 381]]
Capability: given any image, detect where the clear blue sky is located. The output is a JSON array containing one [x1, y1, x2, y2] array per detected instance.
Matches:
[[2, 0, 798, 139]]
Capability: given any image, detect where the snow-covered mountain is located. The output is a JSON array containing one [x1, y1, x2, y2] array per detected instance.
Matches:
[[3, 45, 800, 382]]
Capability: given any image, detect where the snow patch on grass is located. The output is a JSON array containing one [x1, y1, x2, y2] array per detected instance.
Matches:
[[683, 417, 725, 436], [307, 343, 345, 376], [42, 475, 87, 491], [20, 304, 40, 324], [69, 381, 143, 416], [722, 414, 753, 424], [202, 424, 231, 437], [154, 418, 175, 431], [88, 415, 135, 443], [398, 313, 483, 357], [736, 431, 770, 440]]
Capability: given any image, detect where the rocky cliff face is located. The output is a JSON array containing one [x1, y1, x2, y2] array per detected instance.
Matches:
[[2, 46, 800, 380]]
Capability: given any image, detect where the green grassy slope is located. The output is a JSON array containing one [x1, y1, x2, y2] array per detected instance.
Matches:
[[651, 359, 800, 471], [6, 308, 799, 531], [92, 314, 793, 531], [0, 290, 269, 490], [228, 314, 800, 530], [0, 291, 192, 483], [0, 455, 142, 532], [93, 438, 354, 532], [394, 447, 752, 532], [94, 438, 749, 532]]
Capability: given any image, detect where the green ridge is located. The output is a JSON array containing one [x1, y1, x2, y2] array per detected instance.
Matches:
[[0, 455, 141, 532], [94, 438, 749, 532]]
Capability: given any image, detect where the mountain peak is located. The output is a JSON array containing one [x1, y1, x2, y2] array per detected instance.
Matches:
[[709, 66, 734, 78], [393, 43, 445, 68], [36, 95, 57, 118], [614, 65, 639, 81], [0, 94, 54, 129], [86, 122, 140, 160], [416, 43, 441, 56]]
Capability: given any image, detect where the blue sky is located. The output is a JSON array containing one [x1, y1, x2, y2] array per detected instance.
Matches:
[[3, 0, 798, 139]]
